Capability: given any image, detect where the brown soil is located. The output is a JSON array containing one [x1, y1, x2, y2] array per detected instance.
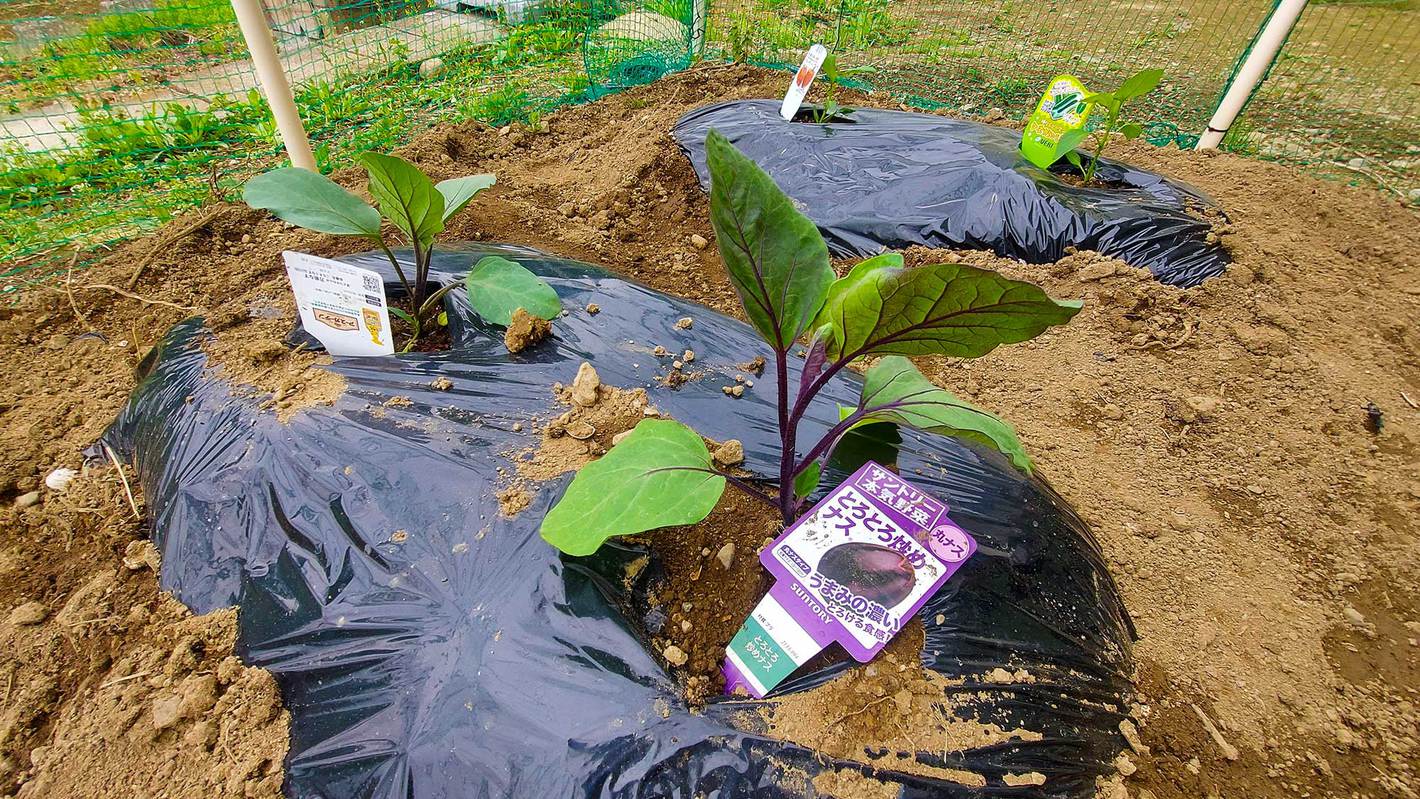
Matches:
[[0, 63, 1415, 797]]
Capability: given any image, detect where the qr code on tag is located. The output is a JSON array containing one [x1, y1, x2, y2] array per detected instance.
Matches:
[[362, 274, 380, 293]]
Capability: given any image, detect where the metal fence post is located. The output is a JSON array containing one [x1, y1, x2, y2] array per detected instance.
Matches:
[[1196, 0, 1309, 150], [230, 0, 317, 170]]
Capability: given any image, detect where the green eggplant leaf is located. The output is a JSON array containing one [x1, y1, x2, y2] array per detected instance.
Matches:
[[859, 356, 1032, 471], [1116, 68, 1163, 101], [436, 174, 496, 222], [812, 256, 1082, 360], [541, 419, 726, 556], [361, 152, 444, 247], [706, 129, 834, 350], [1120, 122, 1144, 140], [792, 460, 822, 500], [243, 168, 381, 237], [465, 256, 561, 326], [1065, 149, 1084, 169]]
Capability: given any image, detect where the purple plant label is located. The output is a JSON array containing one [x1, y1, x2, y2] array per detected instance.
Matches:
[[723, 462, 976, 697]]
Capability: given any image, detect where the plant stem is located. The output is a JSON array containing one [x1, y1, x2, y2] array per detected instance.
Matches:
[[775, 347, 796, 524], [417, 278, 466, 319], [377, 239, 415, 302]]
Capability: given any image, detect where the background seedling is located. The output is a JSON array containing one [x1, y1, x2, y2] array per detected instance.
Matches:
[[244, 154, 560, 350], [541, 132, 1081, 556], [811, 53, 876, 123], [1060, 68, 1164, 183]]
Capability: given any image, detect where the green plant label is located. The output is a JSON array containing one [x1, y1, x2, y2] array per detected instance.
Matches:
[[1020, 74, 1094, 169], [283, 251, 394, 357]]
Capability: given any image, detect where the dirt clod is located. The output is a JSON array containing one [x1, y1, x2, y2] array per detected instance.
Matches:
[[504, 308, 551, 353], [711, 439, 744, 467]]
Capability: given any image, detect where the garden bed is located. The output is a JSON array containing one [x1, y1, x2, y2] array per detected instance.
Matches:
[[0, 64, 1416, 798]]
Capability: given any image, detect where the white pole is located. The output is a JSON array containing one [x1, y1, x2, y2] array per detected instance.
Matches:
[[1196, 0, 1308, 150], [230, 0, 316, 170]]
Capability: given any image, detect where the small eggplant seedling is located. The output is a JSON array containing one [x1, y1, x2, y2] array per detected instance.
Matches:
[[1060, 68, 1164, 184], [540, 131, 1081, 556], [811, 53, 875, 123], [244, 154, 560, 351]]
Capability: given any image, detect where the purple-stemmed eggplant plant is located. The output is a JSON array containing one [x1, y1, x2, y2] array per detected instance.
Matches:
[[540, 131, 1081, 556]]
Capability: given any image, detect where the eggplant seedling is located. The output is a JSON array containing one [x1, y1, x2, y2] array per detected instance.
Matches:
[[811, 53, 875, 123], [244, 154, 560, 351], [540, 131, 1081, 556], [1060, 68, 1164, 184]]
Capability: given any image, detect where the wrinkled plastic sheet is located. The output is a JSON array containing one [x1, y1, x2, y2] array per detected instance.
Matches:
[[672, 100, 1228, 287], [101, 245, 1135, 798]]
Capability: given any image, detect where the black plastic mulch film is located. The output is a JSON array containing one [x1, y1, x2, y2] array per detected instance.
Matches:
[[100, 247, 1135, 798], [672, 100, 1229, 288]]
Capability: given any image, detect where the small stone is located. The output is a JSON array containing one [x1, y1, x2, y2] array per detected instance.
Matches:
[[712, 439, 744, 467], [570, 362, 601, 407], [151, 694, 184, 730], [672, 360, 683, 369], [586, 303, 600, 315], [653, 345, 668, 356], [44, 467, 77, 492], [716, 542, 736, 570], [1114, 753, 1137, 776], [1342, 605, 1366, 627], [675, 317, 693, 330], [682, 349, 695, 362], [689, 234, 708, 250], [8, 601, 48, 626], [729, 385, 745, 398], [565, 420, 596, 440], [13, 491, 40, 509], [418, 56, 444, 78], [986, 667, 1013, 684], [611, 430, 633, 446], [430, 376, 453, 391], [122, 540, 160, 571], [1119, 719, 1149, 756], [662, 645, 688, 666], [680, 620, 692, 632], [1101, 403, 1124, 420], [512, 422, 524, 432], [984, 106, 1005, 122], [44, 334, 71, 350], [559, 202, 576, 217]]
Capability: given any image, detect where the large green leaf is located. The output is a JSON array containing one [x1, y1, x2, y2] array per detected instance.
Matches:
[[437, 174, 496, 222], [465, 256, 562, 326], [812, 257, 1082, 360], [706, 129, 834, 350], [242, 168, 381, 237], [859, 356, 1032, 472], [1116, 68, 1163, 101], [361, 152, 444, 247], [541, 419, 726, 555]]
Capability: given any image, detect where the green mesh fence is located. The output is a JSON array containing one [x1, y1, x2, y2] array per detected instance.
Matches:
[[0, 0, 697, 290], [1, 0, 1416, 291], [707, 0, 1419, 191]]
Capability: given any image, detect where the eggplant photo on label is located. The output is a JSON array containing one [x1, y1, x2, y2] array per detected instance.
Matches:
[[817, 542, 916, 608]]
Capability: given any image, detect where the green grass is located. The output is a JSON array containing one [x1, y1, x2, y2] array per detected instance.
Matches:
[[0, 0, 242, 109], [0, 13, 598, 286]]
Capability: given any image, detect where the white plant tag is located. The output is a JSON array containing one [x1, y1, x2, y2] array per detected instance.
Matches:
[[283, 251, 394, 357], [780, 44, 828, 121]]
